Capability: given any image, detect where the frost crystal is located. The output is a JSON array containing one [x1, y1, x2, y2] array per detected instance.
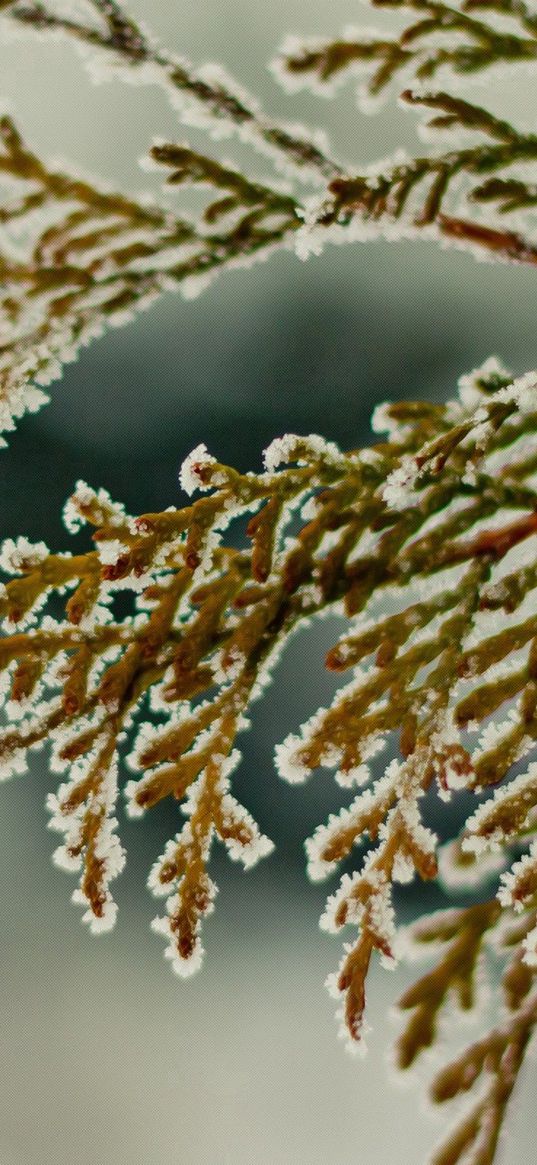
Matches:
[[0, 537, 48, 574], [179, 444, 220, 495], [262, 432, 342, 473]]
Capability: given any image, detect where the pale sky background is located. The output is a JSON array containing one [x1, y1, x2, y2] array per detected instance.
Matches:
[[0, 3, 536, 1163]]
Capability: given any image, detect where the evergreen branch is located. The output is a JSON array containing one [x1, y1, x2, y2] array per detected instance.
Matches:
[[395, 904, 537, 1165], [4, 0, 340, 181], [276, 0, 537, 99], [3, 3, 537, 444], [4, 79, 537, 445], [396, 901, 501, 1070], [321, 89, 537, 229], [4, 5, 537, 1159], [284, 88, 537, 268], [0, 114, 303, 443], [3, 362, 537, 1135]]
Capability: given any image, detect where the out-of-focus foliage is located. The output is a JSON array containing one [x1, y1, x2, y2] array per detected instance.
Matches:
[[2, 0, 537, 441]]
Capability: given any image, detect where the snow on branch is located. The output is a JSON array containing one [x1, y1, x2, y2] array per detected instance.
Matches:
[[2, 362, 537, 1160], [275, 0, 537, 102], [3, 1, 537, 439]]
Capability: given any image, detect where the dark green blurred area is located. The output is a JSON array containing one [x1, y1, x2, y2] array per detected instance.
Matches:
[[4, 240, 537, 535]]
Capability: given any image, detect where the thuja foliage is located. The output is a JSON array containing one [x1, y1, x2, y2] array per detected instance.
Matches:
[[4, 369, 537, 1165], [4, 2, 537, 1163], [3, 0, 537, 437]]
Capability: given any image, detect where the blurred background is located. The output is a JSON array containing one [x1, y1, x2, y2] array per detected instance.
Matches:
[[0, 2, 536, 1162]]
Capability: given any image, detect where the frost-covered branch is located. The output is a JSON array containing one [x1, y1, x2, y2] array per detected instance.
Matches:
[[4, 2, 537, 441], [0, 112, 306, 442], [4, 0, 340, 180], [396, 903, 537, 1165], [299, 89, 537, 265], [3, 361, 537, 1160], [3, 5, 537, 1160], [276, 0, 537, 99]]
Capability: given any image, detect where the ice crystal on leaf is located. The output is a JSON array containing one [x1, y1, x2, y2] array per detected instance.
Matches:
[[4, 0, 537, 443], [0, 361, 537, 1160]]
